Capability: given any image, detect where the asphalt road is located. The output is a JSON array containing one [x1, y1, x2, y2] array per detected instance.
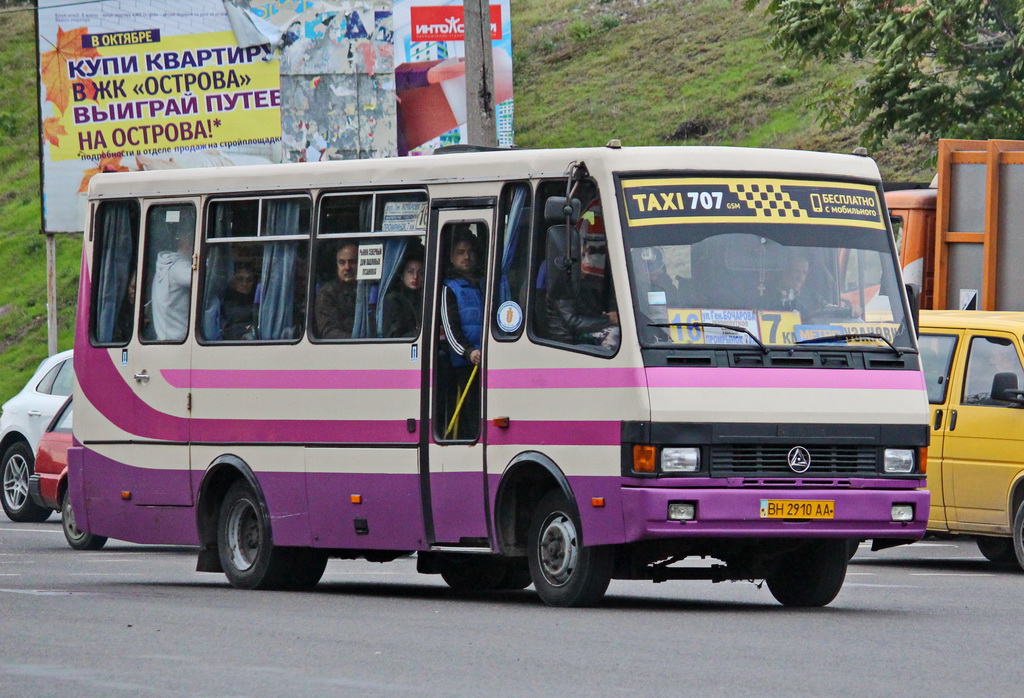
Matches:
[[0, 521, 1019, 697]]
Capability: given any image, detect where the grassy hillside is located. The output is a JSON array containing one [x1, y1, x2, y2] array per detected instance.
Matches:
[[0, 5, 80, 401], [0, 0, 936, 401]]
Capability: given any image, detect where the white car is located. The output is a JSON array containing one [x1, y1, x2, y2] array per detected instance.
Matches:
[[1, 349, 74, 522]]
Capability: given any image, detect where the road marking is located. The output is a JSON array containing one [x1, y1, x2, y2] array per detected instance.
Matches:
[[0, 527, 64, 534], [910, 572, 994, 577], [846, 572, 876, 576], [845, 583, 918, 588]]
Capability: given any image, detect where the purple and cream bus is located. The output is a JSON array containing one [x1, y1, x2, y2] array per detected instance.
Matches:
[[71, 145, 929, 607]]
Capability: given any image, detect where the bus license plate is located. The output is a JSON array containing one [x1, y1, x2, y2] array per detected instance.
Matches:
[[760, 499, 835, 519]]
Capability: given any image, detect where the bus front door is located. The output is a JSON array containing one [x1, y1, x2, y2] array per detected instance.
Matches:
[[426, 207, 494, 545]]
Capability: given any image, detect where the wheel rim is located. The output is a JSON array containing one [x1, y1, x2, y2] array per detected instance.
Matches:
[[62, 494, 84, 541], [225, 497, 261, 572], [537, 511, 579, 587], [2, 453, 30, 510]]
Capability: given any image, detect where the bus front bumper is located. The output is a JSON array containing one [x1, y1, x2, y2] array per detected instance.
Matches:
[[620, 486, 930, 541]]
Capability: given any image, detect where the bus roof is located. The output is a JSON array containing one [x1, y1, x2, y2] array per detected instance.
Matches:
[[87, 146, 884, 199]]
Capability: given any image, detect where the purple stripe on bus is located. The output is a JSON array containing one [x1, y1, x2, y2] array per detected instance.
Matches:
[[646, 366, 927, 391], [163, 368, 421, 390], [487, 367, 648, 389], [487, 421, 621, 446]]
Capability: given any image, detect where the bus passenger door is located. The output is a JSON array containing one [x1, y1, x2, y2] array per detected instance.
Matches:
[[124, 200, 198, 506], [426, 206, 494, 545]]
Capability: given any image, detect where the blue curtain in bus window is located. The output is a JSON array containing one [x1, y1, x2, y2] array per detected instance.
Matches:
[[257, 199, 300, 340], [96, 202, 134, 343], [500, 185, 528, 303], [201, 245, 232, 341], [374, 237, 408, 337]]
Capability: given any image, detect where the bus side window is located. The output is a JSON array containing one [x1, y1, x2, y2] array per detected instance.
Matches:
[[91, 199, 140, 346], [530, 182, 619, 354], [200, 197, 309, 343], [493, 182, 531, 340]]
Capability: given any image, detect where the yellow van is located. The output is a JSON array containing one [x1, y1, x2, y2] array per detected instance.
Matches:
[[919, 310, 1024, 567]]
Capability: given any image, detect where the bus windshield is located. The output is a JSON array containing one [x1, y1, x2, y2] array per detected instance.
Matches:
[[619, 175, 911, 350]]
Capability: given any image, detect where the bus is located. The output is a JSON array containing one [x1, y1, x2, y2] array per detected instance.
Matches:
[[71, 144, 930, 607]]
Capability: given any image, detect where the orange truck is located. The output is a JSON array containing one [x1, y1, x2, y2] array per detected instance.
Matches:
[[886, 139, 1024, 311]]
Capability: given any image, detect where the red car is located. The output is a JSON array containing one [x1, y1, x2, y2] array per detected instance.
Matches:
[[29, 397, 107, 550]]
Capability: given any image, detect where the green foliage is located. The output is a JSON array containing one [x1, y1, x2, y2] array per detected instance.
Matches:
[[744, 0, 1024, 145]]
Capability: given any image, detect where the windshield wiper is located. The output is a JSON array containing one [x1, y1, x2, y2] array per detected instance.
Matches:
[[794, 332, 903, 356], [649, 321, 769, 354]]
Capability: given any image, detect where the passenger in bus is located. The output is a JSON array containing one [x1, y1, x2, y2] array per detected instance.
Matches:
[[383, 252, 424, 338], [441, 231, 483, 366], [440, 229, 484, 438], [547, 203, 619, 348], [112, 273, 136, 343], [220, 265, 258, 340], [151, 226, 195, 341], [314, 242, 358, 339]]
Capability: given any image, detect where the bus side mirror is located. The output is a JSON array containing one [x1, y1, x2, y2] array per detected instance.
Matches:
[[543, 196, 581, 225], [905, 283, 920, 337]]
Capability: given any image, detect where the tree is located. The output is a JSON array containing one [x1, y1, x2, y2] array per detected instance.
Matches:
[[744, 0, 1024, 145]]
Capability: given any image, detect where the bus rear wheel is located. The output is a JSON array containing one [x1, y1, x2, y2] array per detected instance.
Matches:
[[218, 480, 301, 590], [765, 540, 848, 607], [527, 491, 613, 607]]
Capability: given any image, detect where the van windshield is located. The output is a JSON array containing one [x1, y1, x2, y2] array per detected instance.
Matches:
[[618, 175, 912, 350]]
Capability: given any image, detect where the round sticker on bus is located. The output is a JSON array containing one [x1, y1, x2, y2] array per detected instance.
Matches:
[[496, 301, 523, 333]]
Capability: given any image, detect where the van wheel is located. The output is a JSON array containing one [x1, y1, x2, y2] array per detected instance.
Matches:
[[61, 490, 106, 550], [1012, 500, 1024, 572], [976, 535, 1015, 564], [765, 540, 848, 607], [217, 480, 293, 589], [1, 441, 51, 523], [527, 491, 613, 607]]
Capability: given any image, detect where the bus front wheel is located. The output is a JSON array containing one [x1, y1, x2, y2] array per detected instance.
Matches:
[[527, 491, 613, 607], [765, 540, 848, 607]]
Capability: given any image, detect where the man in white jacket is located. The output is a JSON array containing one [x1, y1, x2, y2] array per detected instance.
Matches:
[[151, 227, 194, 341]]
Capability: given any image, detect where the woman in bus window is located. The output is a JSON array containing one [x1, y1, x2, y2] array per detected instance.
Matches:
[[383, 251, 424, 338]]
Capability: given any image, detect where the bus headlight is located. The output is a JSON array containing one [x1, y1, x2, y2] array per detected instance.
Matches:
[[883, 449, 915, 473], [891, 504, 915, 521], [668, 502, 697, 521], [662, 447, 700, 472]]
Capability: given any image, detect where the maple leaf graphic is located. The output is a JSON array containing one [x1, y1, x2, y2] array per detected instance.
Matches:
[[43, 117, 67, 147], [40, 27, 100, 115], [78, 157, 129, 194]]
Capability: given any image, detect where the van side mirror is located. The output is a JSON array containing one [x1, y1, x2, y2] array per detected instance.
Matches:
[[905, 283, 920, 337], [543, 196, 581, 225], [991, 371, 1024, 404]]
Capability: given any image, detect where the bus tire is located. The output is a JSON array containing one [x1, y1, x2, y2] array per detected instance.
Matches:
[[61, 490, 107, 551], [527, 491, 613, 607], [1, 441, 51, 523], [766, 540, 848, 607], [1012, 500, 1024, 572], [976, 535, 1015, 564], [217, 480, 292, 590]]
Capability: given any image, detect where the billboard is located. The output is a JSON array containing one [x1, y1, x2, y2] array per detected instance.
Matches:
[[37, 0, 514, 232]]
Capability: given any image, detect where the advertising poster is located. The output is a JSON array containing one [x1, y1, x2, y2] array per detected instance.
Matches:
[[37, 0, 514, 233]]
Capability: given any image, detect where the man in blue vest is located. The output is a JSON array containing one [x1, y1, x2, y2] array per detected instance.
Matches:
[[440, 228, 483, 438]]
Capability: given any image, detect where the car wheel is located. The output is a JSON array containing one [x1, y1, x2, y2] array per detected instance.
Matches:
[[61, 490, 107, 550], [765, 540, 848, 607], [1, 441, 51, 522], [527, 491, 613, 607], [976, 535, 1015, 564]]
